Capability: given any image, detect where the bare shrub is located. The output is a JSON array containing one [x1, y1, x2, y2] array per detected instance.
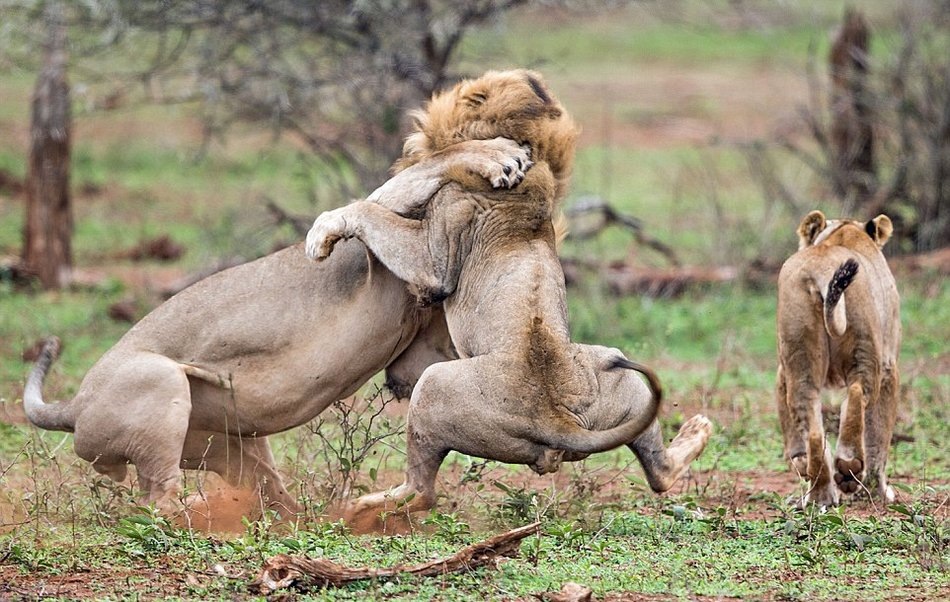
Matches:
[[758, 2, 950, 253], [291, 386, 405, 507]]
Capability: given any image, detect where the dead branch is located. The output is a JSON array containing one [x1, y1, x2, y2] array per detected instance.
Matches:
[[565, 196, 681, 267], [604, 264, 739, 298], [263, 196, 311, 237], [252, 521, 541, 594]]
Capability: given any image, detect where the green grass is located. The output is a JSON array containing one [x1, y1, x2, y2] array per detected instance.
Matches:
[[3, 501, 947, 600], [463, 19, 821, 73], [1, 2, 949, 599]]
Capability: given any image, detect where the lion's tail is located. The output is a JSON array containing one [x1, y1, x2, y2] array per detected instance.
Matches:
[[545, 357, 661, 455], [822, 258, 859, 337], [23, 336, 76, 432]]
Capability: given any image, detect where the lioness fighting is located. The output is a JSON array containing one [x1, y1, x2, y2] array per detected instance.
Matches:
[[776, 210, 901, 507], [21, 138, 533, 517], [306, 69, 712, 529]]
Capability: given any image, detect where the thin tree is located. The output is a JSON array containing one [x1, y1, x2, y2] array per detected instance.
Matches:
[[22, 2, 72, 289], [829, 8, 876, 209]]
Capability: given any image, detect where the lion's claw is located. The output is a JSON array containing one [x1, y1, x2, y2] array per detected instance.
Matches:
[[480, 137, 533, 190]]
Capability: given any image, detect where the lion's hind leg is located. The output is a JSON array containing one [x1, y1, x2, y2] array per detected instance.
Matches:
[[72, 353, 193, 513], [834, 382, 867, 496], [181, 432, 300, 517], [864, 364, 899, 502], [345, 433, 446, 534], [785, 373, 838, 507], [776, 365, 808, 477]]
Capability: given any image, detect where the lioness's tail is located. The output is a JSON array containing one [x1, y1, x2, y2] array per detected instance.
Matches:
[[23, 337, 75, 432], [545, 357, 662, 455], [823, 258, 859, 337]]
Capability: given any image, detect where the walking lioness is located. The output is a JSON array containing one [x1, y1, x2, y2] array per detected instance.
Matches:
[[776, 210, 901, 507]]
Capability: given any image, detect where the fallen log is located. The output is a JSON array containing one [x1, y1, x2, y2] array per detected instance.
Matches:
[[604, 264, 739, 298], [252, 521, 541, 594]]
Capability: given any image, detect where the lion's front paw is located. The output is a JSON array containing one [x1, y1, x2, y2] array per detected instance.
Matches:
[[478, 137, 533, 189], [305, 209, 349, 260]]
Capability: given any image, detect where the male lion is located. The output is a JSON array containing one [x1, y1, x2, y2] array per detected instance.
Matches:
[[776, 210, 900, 507], [22, 138, 533, 516], [306, 69, 713, 528]]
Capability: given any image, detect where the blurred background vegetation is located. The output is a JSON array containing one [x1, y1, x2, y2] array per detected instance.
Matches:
[[0, 2, 947, 598]]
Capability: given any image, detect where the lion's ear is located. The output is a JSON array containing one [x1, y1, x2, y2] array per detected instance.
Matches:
[[866, 214, 893, 248], [797, 210, 826, 249], [525, 74, 552, 105]]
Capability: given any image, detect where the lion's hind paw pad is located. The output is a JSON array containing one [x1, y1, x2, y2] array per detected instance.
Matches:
[[833, 457, 865, 494]]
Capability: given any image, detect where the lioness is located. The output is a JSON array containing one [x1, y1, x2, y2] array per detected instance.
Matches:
[[776, 210, 900, 507], [22, 138, 532, 515], [306, 70, 713, 528]]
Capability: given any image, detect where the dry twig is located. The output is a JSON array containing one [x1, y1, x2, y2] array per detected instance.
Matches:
[[252, 521, 541, 594]]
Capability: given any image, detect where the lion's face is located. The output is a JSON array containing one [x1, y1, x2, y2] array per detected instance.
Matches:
[[398, 70, 579, 203]]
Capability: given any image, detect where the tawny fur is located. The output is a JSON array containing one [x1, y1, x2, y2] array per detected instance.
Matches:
[[21, 136, 535, 517], [776, 210, 900, 507], [306, 69, 712, 530]]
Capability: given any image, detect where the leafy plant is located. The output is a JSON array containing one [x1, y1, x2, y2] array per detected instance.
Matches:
[[306, 385, 404, 501], [422, 511, 471, 543], [115, 506, 182, 555]]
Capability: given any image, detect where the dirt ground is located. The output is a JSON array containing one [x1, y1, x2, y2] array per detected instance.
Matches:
[[3, 7, 948, 598]]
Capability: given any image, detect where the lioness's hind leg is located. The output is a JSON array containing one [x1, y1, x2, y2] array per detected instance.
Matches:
[[834, 382, 867, 495], [132, 392, 192, 511], [864, 365, 899, 502], [629, 416, 712, 493], [776, 366, 807, 476], [803, 426, 838, 508], [73, 354, 193, 512], [787, 380, 838, 507]]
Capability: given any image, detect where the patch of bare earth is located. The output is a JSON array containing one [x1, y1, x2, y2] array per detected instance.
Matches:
[[0, 566, 193, 600]]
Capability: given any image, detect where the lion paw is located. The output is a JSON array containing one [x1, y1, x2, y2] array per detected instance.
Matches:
[[668, 415, 713, 463], [344, 501, 386, 534], [677, 414, 713, 442], [477, 137, 533, 189], [789, 453, 809, 478], [833, 457, 865, 495], [530, 448, 564, 475], [305, 209, 349, 260], [344, 496, 416, 535], [794, 483, 840, 509]]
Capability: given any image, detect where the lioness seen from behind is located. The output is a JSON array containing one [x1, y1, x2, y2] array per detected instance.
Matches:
[[776, 210, 901, 508]]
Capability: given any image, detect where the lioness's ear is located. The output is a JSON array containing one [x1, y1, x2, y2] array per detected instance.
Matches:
[[866, 214, 893, 248], [797, 210, 826, 249]]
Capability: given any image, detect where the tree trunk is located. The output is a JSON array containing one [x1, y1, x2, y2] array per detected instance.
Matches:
[[829, 8, 876, 209], [23, 3, 72, 289]]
